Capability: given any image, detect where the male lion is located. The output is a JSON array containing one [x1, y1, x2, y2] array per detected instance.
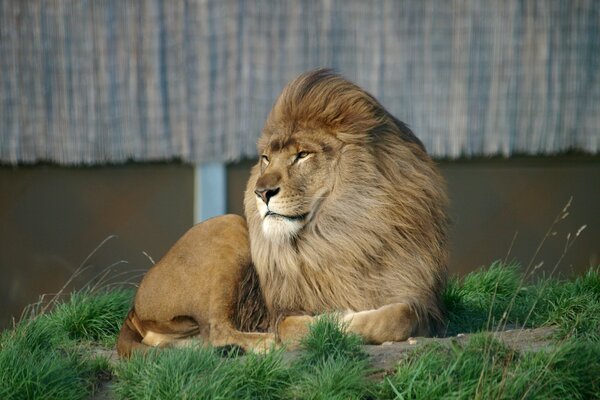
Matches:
[[245, 69, 449, 344], [117, 69, 448, 356]]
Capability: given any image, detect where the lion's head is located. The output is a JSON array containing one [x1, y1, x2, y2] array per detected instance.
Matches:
[[250, 119, 340, 244], [244, 69, 448, 334]]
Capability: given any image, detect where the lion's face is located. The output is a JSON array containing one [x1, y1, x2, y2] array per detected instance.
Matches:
[[251, 130, 341, 242]]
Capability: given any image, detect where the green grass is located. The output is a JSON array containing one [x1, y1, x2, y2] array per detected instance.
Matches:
[[112, 317, 373, 400], [0, 289, 132, 399], [1, 264, 599, 399], [52, 288, 133, 346], [380, 335, 600, 399], [445, 262, 600, 340], [297, 314, 366, 366], [287, 357, 374, 400], [444, 261, 524, 334], [0, 315, 111, 399], [114, 343, 292, 399], [289, 315, 373, 399]]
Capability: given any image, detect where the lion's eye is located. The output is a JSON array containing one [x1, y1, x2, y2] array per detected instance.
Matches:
[[261, 155, 270, 165], [296, 151, 310, 161]]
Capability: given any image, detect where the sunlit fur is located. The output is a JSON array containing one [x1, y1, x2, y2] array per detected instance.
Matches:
[[116, 215, 272, 357], [244, 69, 449, 335], [255, 197, 304, 242]]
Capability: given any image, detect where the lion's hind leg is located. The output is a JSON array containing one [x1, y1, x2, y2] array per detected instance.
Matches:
[[147, 323, 276, 353], [120, 310, 275, 354], [208, 322, 276, 353], [138, 315, 203, 349], [117, 309, 205, 356]]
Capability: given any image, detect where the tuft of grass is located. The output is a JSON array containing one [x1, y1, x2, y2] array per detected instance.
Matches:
[[506, 340, 600, 399], [0, 289, 133, 399], [297, 314, 366, 366], [444, 261, 526, 335], [1, 314, 67, 351], [528, 268, 600, 341], [288, 315, 372, 399], [0, 316, 98, 400], [287, 357, 374, 400], [113, 316, 370, 400], [114, 346, 226, 399], [228, 350, 291, 399], [51, 288, 133, 346], [114, 345, 291, 400], [380, 334, 600, 399], [444, 263, 600, 340]]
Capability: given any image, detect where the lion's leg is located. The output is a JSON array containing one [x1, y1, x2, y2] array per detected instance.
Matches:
[[208, 323, 276, 353], [342, 303, 419, 344], [151, 329, 275, 353], [277, 303, 421, 346], [139, 324, 275, 353]]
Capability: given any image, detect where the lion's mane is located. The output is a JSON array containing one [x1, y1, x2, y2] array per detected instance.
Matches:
[[244, 69, 449, 334]]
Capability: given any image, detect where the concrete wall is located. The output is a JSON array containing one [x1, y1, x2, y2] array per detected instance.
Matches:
[[0, 164, 193, 328], [441, 156, 599, 275]]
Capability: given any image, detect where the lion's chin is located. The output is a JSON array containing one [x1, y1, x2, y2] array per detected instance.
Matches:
[[261, 214, 304, 243]]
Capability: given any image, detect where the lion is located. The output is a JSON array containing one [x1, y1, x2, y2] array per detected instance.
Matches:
[[116, 214, 273, 357], [244, 69, 449, 344], [117, 68, 448, 356]]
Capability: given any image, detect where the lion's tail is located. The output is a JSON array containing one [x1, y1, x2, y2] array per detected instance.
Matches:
[[116, 308, 203, 358], [116, 308, 148, 358]]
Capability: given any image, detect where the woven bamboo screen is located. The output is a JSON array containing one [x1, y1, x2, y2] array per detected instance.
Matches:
[[1, 1, 598, 165]]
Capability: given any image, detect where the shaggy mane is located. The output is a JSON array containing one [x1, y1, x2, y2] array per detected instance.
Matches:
[[245, 69, 449, 335], [265, 68, 425, 151]]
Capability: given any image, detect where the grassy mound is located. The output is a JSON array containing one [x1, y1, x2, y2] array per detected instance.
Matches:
[[381, 335, 600, 399], [113, 314, 372, 400], [0, 289, 132, 399], [1, 263, 599, 399], [446, 262, 600, 340]]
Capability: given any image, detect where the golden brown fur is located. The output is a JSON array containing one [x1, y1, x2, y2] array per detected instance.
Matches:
[[116, 214, 272, 357], [117, 69, 449, 355], [244, 69, 449, 343]]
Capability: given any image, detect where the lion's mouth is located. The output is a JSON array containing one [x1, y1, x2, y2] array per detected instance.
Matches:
[[265, 211, 308, 222]]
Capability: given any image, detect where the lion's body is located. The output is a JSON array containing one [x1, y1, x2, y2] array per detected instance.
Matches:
[[117, 69, 449, 355], [245, 69, 448, 340], [116, 215, 271, 357]]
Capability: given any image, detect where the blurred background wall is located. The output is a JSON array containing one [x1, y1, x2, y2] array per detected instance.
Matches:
[[1, 1, 598, 328]]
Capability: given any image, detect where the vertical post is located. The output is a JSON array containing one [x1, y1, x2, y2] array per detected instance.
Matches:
[[194, 162, 226, 223]]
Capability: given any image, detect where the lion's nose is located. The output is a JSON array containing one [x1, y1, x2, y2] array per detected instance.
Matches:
[[254, 187, 280, 205]]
